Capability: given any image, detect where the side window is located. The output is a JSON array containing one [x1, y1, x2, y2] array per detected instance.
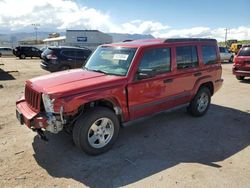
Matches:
[[176, 46, 198, 69], [62, 50, 75, 58], [202, 45, 217, 65], [138, 48, 171, 74], [75, 50, 84, 58]]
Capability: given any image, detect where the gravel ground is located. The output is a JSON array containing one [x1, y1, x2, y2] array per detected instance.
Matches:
[[0, 57, 249, 188]]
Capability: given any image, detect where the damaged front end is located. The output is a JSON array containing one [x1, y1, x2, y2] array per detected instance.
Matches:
[[16, 87, 67, 141]]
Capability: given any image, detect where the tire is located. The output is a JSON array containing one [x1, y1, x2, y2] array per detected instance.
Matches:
[[236, 76, 244, 80], [20, 54, 26, 59], [188, 87, 211, 117], [73, 107, 120, 155], [229, 56, 234, 63]]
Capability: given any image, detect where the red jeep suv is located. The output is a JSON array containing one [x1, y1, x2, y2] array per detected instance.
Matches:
[[16, 38, 223, 155], [233, 44, 250, 80]]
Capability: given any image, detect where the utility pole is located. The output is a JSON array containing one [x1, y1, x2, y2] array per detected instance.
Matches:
[[225, 28, 228, 47], [32, 23, 40, 44]]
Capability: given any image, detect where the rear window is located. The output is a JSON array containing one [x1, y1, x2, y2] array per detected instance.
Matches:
[[238, 47, 250, 56], [202, 45, 217, 65], [43, 48, 54, 55], [62, 50, 75, 57]]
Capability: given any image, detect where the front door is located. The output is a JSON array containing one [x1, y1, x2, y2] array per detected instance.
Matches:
[[127, 47, 175, 120]]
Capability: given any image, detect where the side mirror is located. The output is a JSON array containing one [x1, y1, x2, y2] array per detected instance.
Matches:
[[136, 68, 156, 80]]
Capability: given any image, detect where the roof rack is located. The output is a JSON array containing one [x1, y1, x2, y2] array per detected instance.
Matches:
[[164, 38, 217, 43]]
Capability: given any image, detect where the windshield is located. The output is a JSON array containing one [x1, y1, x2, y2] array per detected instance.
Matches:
[[84, 46, 137, 76]]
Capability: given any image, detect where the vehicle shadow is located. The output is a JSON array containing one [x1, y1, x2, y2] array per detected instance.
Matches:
[[240, 78, 250, 84], [0, 68, 16, 80], [32, 104, 250, 187]]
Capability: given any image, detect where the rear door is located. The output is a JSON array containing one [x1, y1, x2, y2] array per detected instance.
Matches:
[[169, 45, 200, 105], [31, 47, 41, 57], [61, 50, 76, 68], [127, 47, 175, 120]]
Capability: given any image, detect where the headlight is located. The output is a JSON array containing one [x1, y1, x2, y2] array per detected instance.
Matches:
[[42, 94, 55, 113]]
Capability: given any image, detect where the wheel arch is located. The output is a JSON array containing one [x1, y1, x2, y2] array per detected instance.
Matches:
[[199, 81, 214, 96], [77, 98, 124, 123], [192, 76, 214, 97]]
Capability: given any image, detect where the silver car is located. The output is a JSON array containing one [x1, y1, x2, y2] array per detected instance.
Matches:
[[219, 47, 234, 63], [0, 47, 13, 57]]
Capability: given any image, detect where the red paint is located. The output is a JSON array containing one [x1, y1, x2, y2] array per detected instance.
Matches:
[[16, 39, 223, 130]]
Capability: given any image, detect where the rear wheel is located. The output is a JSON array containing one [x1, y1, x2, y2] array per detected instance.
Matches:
[[188, 87, 211, 117], [20, 54, 26, 59], [73, 107, 120, 155], [236, 76, 244, 80]]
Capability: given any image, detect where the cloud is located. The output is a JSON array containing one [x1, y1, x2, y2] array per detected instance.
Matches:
[[0, 0, 250, 41], [0, 0, 114, 31], [157, 26, 250, 41]]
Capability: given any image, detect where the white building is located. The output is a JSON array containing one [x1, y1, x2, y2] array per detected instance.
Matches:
[[43, 36, 66, 46], [65, 30, 113, 50]]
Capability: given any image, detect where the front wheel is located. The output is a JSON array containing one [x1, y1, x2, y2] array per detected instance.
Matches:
[[73, 107, 120, 155], [188, 87, 211, 117]]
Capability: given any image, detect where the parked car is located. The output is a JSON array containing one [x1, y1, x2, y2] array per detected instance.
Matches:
[[219, 46, 234, 63], [16, 38, 223, 155], [40, 46, 92, 72], [0, 47, 13, 57], [232, 44, 250, 80], [13, 46, 42, 59]]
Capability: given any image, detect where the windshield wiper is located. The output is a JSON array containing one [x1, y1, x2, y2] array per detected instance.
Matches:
[[84, 67, 122, 76], [86, 68, 108, 74]]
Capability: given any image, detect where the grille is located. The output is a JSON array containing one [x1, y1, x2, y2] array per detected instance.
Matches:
[[25, 85, 41, 111]]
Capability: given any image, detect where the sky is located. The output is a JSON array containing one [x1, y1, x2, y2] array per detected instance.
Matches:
[[0, 0, 249, 41]]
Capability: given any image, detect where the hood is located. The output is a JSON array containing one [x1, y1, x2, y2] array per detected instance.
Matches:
[[26, 69, 126, 96]]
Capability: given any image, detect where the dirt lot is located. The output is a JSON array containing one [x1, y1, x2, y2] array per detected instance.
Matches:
[[0, 57, 249, 188]]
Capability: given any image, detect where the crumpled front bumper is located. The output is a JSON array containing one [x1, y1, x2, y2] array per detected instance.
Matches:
[[16, 99, 49, 129]]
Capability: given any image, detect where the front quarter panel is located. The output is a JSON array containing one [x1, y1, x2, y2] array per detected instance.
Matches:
[[57, 84, 129, 121]]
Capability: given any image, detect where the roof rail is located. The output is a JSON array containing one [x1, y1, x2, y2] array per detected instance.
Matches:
[[123, 39, 133, 42], [164, 38, 217, 43]]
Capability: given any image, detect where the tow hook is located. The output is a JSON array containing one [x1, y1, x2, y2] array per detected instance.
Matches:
[[35, 129, 49, 141]]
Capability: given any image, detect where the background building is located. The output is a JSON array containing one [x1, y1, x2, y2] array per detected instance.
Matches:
[[65, 30, 113, 50]]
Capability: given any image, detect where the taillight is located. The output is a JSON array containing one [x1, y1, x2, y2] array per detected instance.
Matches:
[[46, 54, 57, 60], [234, 57, 244, 65]]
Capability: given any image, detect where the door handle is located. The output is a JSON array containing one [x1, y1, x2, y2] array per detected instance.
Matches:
[[163, 78, 173, 83], [194, 72, 202, 77]]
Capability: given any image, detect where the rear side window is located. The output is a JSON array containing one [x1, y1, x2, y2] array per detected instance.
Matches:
[[138, 47, 171, 74], [62, 50, 75, 58], [202, 45, 217, 65], [176, 46, 198, 69], [238, 47, 250, 56]]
